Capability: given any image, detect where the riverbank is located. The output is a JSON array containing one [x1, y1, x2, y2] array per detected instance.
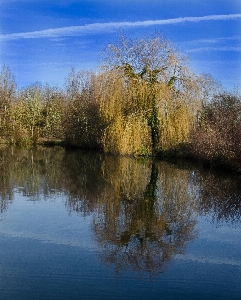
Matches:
[[1, 138, 240, 174]]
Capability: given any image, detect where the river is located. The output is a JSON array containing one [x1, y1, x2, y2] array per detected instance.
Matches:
[[0, 147, 241, 299]]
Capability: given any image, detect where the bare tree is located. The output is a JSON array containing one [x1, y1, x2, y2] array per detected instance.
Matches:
[[0, 65, 16, 140]]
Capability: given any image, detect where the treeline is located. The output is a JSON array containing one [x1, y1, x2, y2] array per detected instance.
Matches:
[[0, 35, 240, 170]]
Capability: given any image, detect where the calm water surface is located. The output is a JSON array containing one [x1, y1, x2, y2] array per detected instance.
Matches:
[[0, 147, 241, 300]]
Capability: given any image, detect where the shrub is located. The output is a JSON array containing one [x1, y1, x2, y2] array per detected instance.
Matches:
[[191, 93, 241, 170]]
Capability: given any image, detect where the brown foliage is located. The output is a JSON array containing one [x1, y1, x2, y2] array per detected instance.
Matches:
[[191, 93, 241, 170]]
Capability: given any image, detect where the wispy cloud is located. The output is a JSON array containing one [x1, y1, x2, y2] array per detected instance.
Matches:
[[187, 46, 241, 53], [197, 36, 241, 43], [1, 14, 241, 41], [182, 35, 241, 45]]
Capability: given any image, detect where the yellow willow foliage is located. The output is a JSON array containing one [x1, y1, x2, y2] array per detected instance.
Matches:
[[159, 104, 192, 150], [157, 85, 194, 150], [96, 70, 153, 121], [102, 113, 152, 155], [95, 67, 201, 154], [122, 79, 153, 114], [95, 70, 125, 122], [95, 70, 156, 155]]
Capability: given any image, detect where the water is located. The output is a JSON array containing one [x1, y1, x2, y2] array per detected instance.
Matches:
[[0, 147, 241, 300]]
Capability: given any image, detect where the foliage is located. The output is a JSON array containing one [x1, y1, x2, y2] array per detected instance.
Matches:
[[64, 69, 105, 149], [11, 84, 65, 145], [41, 85, 65, 140], [0, 66, 17, 142], [191, 93, 241, 170], [4, 33, 241, 172], [102, 113, 152, 155], [101, 35, 202, 154]]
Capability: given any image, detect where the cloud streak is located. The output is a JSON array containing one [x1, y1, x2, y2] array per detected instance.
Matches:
[[1, 14, 241, 41], [182, 35, 241, 46], [197, 36, 241, 43], [187, 46, 241, 53]]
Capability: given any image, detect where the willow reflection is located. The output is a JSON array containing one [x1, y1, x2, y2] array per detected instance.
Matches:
[[1, 147, 241, 275], [93, 158, 198, 275]]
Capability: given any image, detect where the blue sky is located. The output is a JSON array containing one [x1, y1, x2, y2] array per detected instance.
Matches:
[[0, 0, 241, 90]]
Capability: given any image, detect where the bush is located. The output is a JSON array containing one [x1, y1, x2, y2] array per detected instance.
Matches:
[[191, 93, 241, 170]]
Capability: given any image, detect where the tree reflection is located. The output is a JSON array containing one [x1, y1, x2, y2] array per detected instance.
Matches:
[[194, 169, 241, 225], [61, 149, 106, 216], [93, 159, 198, 276], [0, 147, 17, 213], [0, 146, 65, 215], [1, 147, 241, 274]]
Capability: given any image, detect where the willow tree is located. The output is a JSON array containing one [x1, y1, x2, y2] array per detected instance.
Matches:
[[101, 35, 198, 154]]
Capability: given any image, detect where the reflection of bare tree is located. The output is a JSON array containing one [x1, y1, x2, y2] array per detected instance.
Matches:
[[61, 150, 106, 216], [0, 146, 65, 212], [194, 170, 241, 225], [14, 147, 65, 200], [0, 147, 106, 215], [93, 159, 198, 276], [0, 147, 16, 213], [1, 146, 241, 274]]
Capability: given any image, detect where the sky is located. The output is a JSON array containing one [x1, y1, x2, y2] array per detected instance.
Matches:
[[0, 0, 241, 91]]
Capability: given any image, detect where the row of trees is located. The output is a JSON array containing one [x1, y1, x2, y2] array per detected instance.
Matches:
[[0, 35, 240, 169]]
